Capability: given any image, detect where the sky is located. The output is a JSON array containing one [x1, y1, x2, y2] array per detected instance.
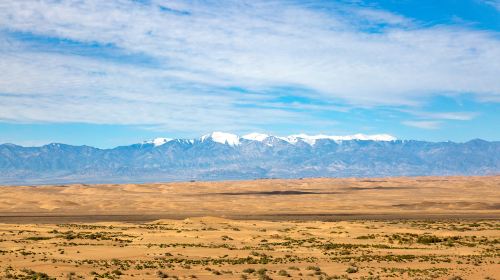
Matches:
[[0, 0, 499, 148]]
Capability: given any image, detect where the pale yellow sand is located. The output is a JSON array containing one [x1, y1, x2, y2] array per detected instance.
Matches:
[[0, 176, 498, 279], [0, 218, 498, 279], [0, 176, 498, 221]]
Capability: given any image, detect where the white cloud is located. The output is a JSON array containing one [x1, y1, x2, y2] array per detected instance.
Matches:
[[482, 0, 500, 10], [0, 0, 499, 131], [400, 111, 477, 130], [352, 7, 410, 26], [404, 111, 478, 121], [402, 120, 442, 130], [425, 112, 478, 121]]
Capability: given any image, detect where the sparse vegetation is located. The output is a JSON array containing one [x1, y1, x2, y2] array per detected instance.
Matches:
[[0, 177, 498, 280]]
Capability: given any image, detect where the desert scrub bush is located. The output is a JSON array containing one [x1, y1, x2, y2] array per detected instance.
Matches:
[[278, 270, 290, 277], [242, 268, 255, 274], [356, 234, 375, 239], [89, 270, 118, 279], [256, 268, 272, 279], [257, 270, 272, 280], [20, 269, 56, 280], [156, 270, 168, 278], [257, 268, 267, 275], [417, 235, 441, 244], [306, 266, 321, 272], [346, 266, 358, 273], [371, 244, 391, 249], [25, 236, 53, 241], [322, 243, 367, 250], [221, 235, 233, 241]]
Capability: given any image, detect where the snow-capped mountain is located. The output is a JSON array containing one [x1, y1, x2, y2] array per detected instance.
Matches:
[[146, 132, 397, 147], [0, 132, 498, 185], [242, 133, 270, 142], [276, 133, 396, 145], [144, 137, 173, 146], [200, 132, 241, 146]]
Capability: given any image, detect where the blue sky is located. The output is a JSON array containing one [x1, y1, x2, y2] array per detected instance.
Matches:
[[0, 0, 499, 148]]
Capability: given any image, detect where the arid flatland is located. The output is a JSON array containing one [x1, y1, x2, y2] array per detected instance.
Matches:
[[0, 176, 499, 221], [0, 218, 499, 279], [0, 176, 498, 279]]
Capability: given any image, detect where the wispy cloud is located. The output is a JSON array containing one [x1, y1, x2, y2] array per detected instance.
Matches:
[[404, 111, 478, 121], [0, 0, 499, 133], [402, 120, 442, 130], [482, 0, 500, 10], [398, 110, 477, 130], [425, 112, 478, 121]]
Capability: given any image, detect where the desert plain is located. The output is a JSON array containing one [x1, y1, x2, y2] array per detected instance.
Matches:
[[0, 176, 498, 279]]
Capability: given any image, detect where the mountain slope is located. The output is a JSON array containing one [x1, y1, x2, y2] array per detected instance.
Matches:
[[0, 133, 499, 185]]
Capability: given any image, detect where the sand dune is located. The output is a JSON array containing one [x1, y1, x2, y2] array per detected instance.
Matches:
[[0, 176, 498, 222], [0, 176, 499, 279]]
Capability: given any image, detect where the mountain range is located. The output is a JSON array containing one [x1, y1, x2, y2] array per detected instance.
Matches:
[[1, 132, 499, 185]]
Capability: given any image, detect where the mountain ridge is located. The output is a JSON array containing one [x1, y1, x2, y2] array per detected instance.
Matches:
[[143, 132, 398, 147], [1, 132, 499, 185]]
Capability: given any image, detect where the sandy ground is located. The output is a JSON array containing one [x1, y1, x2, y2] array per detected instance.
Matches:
[[0, 176, 499, 222], [0, 218, 498, 279], [0, 176, 498, 279]]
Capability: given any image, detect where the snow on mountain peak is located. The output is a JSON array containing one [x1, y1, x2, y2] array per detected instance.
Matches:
[[145, 132, 396, 147], [201, 132, 240, 146], [279, 133, 396, 145], [242, 133, 269, 142], [279, 134, 315, 145], [145, 137, 172, 147], [347, 133, 396, 141]]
